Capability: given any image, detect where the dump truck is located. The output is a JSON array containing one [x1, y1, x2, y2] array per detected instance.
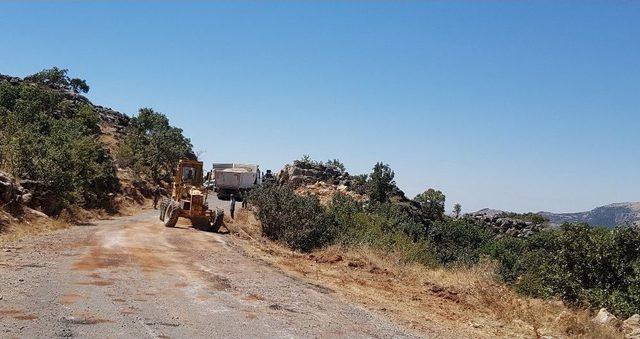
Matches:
[[211, 163, 261, 200], [159, 159, 224, 232]]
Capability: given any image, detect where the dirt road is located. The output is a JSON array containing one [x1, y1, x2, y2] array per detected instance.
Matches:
[[0, 204, 415, 338]]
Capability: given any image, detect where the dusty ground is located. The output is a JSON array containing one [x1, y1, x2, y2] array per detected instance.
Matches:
[[0, 203, 418, 338]]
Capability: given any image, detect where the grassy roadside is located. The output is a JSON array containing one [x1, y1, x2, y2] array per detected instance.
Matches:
[[226, 208, 621, 338]]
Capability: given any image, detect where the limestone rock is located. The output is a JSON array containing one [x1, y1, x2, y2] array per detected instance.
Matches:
[[593, 308, 617, 325], [623, 314, 640, 338]]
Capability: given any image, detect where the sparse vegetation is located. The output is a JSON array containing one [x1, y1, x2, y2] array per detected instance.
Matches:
[[250, 157, 640, 319]]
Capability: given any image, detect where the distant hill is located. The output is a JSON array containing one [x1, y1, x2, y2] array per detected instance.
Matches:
[[539, 202, 640, 228], [471, 202, 640, 228]]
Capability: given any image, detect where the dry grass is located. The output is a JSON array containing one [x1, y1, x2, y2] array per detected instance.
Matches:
[[227, 208, 623, 338], [0, 197, 150, 245], [0, 210, 68, 245]]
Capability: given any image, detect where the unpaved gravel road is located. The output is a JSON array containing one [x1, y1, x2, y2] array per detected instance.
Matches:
[[0, 199, 415, 338]]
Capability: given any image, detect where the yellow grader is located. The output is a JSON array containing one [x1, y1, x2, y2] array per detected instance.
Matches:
[[159, 159, 224, 232]]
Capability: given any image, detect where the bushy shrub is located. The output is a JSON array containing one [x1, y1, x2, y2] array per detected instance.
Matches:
[[249, 162, 640, 318], [426, 219, 493, 265], [249, 185, 335, 251], [489, 223, 640, 317]]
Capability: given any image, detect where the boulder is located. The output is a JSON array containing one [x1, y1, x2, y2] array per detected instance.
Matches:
[[0, 172, 24, 206], [278, 161, 347, 188], [593, 308, 618, 325], [623, 314, 640, 338]]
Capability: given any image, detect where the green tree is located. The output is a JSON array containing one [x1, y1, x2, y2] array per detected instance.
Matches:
[[69, 78, 90, 93], [25, 67, 70, 88], [326, 158, 345, 172], [117, 107, 194, 181], [24, 67, 90, 93], [367, 162, 395, 203], [415, 188, 446, 221], [453, 203, 462, 218]]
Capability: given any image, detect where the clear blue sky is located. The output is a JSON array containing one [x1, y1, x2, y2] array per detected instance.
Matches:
[[1, 2, 638, 213]]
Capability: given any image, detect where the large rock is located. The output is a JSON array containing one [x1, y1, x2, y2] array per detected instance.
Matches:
[[278, 162, 347, 188], [593, 308, 618, 325], [465, 211, 547, 238], [0, 172, 25, 207], [623, 314, 640, 338]]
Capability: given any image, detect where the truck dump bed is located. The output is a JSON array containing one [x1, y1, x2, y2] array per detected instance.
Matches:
[[212, 163, 260, 198]]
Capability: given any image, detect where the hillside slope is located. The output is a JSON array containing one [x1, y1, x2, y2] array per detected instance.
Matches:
[[539, 202, 640, 228], [0, 68, 192, 224]]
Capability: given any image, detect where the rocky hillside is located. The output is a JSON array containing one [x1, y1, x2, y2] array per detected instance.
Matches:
[[472, 202, 640, 228], [0, 73, 130, 150], [0, 68, 192, 219], [539, 202, 640, 228]]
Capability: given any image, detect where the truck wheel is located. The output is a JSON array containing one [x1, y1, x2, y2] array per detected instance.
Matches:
[[164, 203, 179, 228]]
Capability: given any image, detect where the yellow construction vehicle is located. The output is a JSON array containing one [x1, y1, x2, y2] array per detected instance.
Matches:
[[159, 159, 223, 232]]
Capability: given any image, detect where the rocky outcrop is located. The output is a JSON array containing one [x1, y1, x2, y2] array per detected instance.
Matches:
[[0, 173, 67, 217], [278, 161, 350, 188], [467, 211, 548, 238], [623, 314, 640, 338], [0, 172, 27, 209], [0, 73, 130, 138]]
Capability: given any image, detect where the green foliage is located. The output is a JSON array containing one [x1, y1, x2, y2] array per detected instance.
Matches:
[[326, 158, 345, 171], [415, 188, 446, 221], [367, 162, 395, 203], [251, 159, 640, 318], [249, 185, 335, 252], [0, 81, 117, 213], [296, 154, 323, 168], [249, 184, 436, 264], [349, 174, 368, 195], [117, 107, 194, 181], [24, 67, 90, 93], [426, 219, 493, 265], [453, 203, 462, 218], [69, 78, 90, 93], [488, 223, 640, 318]]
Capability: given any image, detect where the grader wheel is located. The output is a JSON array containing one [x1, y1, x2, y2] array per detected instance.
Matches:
[[158, 198, 169, 221], [164, 203, 179, 228], [209, 208, 224, 233]]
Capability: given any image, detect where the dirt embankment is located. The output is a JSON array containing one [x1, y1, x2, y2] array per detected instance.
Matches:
[[225, 208, 622, 339]]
